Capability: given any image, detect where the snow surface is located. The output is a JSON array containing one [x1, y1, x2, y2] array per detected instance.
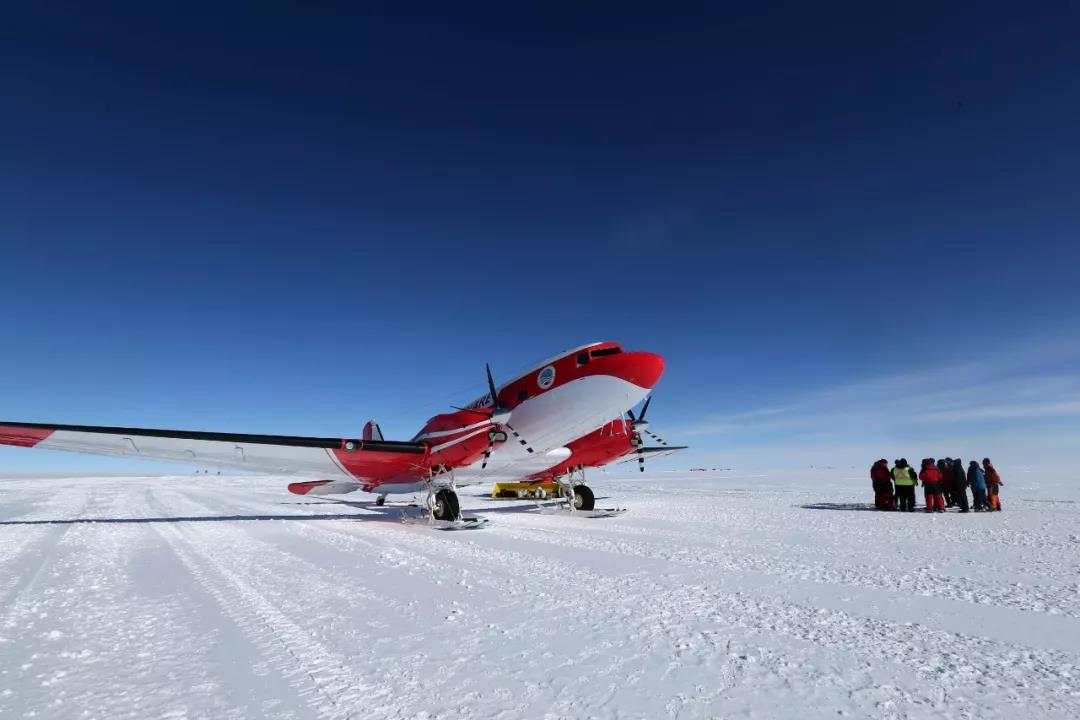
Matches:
[[1, 471, 1078, 719]]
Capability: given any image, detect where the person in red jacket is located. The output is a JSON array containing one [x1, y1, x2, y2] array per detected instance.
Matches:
[[870, 458, 895, 510], [983, 457, 1004, 511], [919, 457, 945, 513]]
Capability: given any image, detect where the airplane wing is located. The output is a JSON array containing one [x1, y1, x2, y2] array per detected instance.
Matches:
[[0, 421, 426, 478]]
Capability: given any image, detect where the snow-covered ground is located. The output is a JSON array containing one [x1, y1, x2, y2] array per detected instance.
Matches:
[[1, 470, 1078, 719]]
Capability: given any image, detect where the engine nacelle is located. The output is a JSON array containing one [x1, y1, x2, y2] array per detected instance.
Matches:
[[414, 407, 502, 471]]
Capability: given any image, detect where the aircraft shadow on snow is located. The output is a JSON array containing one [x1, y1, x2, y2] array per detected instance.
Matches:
[[0, 495, 583, 526], [799, 502, 879, 512], [317, 496, 582, 517]]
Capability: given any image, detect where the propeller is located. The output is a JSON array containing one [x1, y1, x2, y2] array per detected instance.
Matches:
[[481, 363, 533, 469], [626, 396, 651, 425], [627, 396, 671, 472]]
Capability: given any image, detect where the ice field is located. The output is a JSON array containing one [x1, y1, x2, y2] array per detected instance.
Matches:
[[1, 470, 1078, 719]]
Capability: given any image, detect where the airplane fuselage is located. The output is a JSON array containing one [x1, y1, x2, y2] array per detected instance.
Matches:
[[373, 341, 663, 493]]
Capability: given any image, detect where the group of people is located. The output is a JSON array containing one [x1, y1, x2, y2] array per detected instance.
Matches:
[[871, 457, 1003, 513]]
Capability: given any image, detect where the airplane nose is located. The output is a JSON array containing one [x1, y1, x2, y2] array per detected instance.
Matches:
[[618, 351, 665, 389]]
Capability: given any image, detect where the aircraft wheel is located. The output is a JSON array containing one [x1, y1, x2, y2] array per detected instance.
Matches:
[[433, 489, 461, 521], [573, 485, 595, 511], [375, 495, 386, 507]]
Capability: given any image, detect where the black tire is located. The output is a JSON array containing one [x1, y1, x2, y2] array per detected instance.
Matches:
[[433, 489, 461, 521], [375, 495, 386, 507], [573, 484, 595, 511]]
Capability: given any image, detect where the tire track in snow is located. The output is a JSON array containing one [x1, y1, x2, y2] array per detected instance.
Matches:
[[222, 497, 624, 620], [164, 486, 677, 718], [144, 489, 419, 720], [169, 484, 611, 613], [164, 485, 641, 719], [164, 485, 483, 627], [1, 485, 243, 720], [0, 481, 100, 616]]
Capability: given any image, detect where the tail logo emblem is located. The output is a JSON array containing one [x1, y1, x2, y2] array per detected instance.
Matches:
[[537, 365, 556, 389]]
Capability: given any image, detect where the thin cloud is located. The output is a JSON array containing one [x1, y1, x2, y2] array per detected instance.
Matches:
[[923, 398, 1080, 422], [672, 339, 1080, 440]]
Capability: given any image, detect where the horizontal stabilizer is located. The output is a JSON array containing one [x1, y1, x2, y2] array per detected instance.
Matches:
[[287, 479, 362, 496]]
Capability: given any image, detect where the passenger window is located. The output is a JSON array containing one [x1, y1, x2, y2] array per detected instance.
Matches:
[[518, 390, 528, 402], [577, 352, 589, 365]]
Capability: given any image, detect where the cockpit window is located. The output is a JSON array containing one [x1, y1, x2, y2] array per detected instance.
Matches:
[[590, 347, 622, 357]]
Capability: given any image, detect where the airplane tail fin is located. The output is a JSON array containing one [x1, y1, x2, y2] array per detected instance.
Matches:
[[362, 420, 384, 442]]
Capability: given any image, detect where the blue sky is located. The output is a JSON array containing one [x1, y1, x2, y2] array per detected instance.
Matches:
[[2, 3, 1079, 474]]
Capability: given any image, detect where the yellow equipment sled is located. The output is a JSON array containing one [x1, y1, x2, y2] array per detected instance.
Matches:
[[490, 481, 560, 499]]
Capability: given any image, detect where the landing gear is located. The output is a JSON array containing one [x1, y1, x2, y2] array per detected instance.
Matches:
[[422, 467, 462, 522], [432, 488, 461, 521], [554, 467, 595, 512], [397, 469, 489, 529], [375, 494, 387, 506], [400, 480, 488, 529], [572, 484, 595, 512], [540, 466, 623, 517]]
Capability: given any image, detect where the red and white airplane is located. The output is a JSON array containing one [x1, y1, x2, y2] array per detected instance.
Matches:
[[0, 341, 682, 522]]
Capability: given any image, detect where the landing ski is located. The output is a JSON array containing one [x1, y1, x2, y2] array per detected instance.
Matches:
[[399, 512, 492, 530], [580, 507, 628, 518], [529, 504, 629, 518]]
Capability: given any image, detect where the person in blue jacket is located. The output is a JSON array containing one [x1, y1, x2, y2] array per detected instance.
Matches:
[[968, 460, 988, 511]]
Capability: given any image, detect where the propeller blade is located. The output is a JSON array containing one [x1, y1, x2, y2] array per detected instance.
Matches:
[[626, 408, 637, 422], [485, 363, 500, 409], [506, 423, 534, 454], [644, 429, 669, 446], [639, 396, 652, 421]]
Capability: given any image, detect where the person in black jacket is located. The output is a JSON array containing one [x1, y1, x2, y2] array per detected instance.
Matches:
[[951, 458, 969, 512], [938, 458, 954, 507]]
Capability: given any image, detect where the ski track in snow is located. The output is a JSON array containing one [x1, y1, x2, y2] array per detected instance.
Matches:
[[1, 473, 1078, 719]]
